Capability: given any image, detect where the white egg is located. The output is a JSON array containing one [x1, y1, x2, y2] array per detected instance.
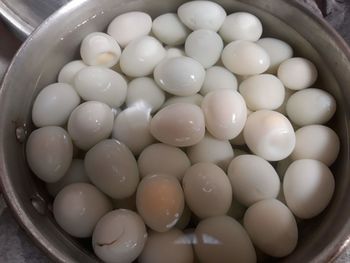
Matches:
[[164, 46, 186, 59], [177, 1, 226, 31], [239, 74, 285, 111], [112, 108, 154, 155], [150, 103, 205, 147], [162, 94, 203, 108], [195, 216, 256, 263], [219, 12, 262, 42], [283, 159, 335, 219], [277, 57, 318, 90], [53, 183, 112, 238], [200, 66, 238, 96], [152, 13, 190, 45], [227, 199, 246, 220], [256, 38, 293, 73], [126, 77, 165, 113], [185, 29, 223, 68], [243, 199, 298, 257], [187, 133, 234, 171], [286, 88, 336, 126], [107, 11, 152, 47], [243, 110, 296, 161], [222, 40, 270, 75], [32, 83, 80, 127], [85, 139, 139, 199], [136, 174, 184, 232], [74, 66, 127, 108], [67, 101, 114, 150], [120, 36, 166, 77], [228, 154, 280, 206], [139, 229, 193, 263], [58, 60, 87, 85], [112, 194, 137, 211], [47, 159, 90, 196], [275, 87, 295, 115], [291, 125, 339, 166], [138, 143, 190, 180], [26, 126, 73, 183], [92, 209, 147, 263], [80, 32, 121, 68], [183, 163, 232, 218], [154, 56, 205, 96], [201, 89, 247, 140], [175, 205, 192, 230]]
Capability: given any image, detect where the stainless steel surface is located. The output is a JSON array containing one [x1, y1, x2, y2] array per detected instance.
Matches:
[[0, 0, 69, 39], [0, 0, 349, 262]]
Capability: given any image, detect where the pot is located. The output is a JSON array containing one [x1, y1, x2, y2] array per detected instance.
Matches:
[[0, 0, 349, 262]]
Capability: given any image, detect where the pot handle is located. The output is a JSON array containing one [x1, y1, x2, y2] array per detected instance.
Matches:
[[0, 1, 34, 41]]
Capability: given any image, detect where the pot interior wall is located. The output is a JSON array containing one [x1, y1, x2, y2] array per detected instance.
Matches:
[[0, 0, 349, 262]]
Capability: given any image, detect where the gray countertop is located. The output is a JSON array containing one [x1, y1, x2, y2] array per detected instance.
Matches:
[[0, 0, 349, 262]]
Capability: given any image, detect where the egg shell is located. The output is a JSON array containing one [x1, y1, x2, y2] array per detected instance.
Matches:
[[200, 66, 238, 96], [32, 83, 80, 127], [74, 66, 127, 108], [53, 183, 112, 238], [257, 38, 293, 74], [228, 154, 280, 206], [283, 159, 335, 219], [185, 29, 223, 68], [201, 89, 247, 140], [219, 12, 262, 42], [183, 163, 232, 218], [58, 60, 87, 85], [277, 57, 318, 90], [47, 159, 90, 196], [243, 199, 298, 257], [126, 77, 165, 113], [138, 143, 191, 180], [139, 229, 193, 263], [292, 125, 340, 166], [187, 133, 234, 171], [107, 11, 152, 47], [152, 13, 190, 45], [243, 110, 296, 161], [67, 101, 114, 150], [222, 40, 270, 75], [286, 88, 336, 126], [177, 1, 226, 31], [85, 139, 139, 199], [194, 216, 256, 263], [112, 108, 155, 155], [150, 103, 205, 147], [80, 32, 121, 68], [92, 209, 147, 263], [154, 56, 205, 96], [162, 94, 203, 108], [239, 74, 285, 111], [136, 174, 185, 232], [120, 36, 166, 77], [26, 126, 73, 183]]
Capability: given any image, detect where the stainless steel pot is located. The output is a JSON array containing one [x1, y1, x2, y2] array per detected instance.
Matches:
[[0, 0, 349, 262]]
